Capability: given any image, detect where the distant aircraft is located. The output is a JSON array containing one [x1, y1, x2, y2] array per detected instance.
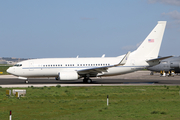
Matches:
[[148, 56, 180, 76], [7, 21, 169, 83]]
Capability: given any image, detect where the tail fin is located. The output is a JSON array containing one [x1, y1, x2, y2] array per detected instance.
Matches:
[[133, 21, 166, 59]]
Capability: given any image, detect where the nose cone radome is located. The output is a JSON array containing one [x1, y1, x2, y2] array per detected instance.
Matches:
[[6, 67, 12, 74]]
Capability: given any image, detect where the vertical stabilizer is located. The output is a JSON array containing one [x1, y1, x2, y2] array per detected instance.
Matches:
[[133, 21, 166, 59]]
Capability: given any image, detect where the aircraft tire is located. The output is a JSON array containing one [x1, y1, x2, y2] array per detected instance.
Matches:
[[87, 79, 92, 83], [150, 72, 154, 75]]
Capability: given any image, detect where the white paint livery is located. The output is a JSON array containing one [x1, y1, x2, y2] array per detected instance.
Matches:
[[7, 21, 167, 83]]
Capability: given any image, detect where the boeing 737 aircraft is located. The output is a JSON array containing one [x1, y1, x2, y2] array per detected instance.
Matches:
[[7, 21, 169, 83]]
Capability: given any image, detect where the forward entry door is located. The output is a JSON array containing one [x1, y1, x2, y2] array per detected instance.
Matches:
[[29, 61, 34, 71]]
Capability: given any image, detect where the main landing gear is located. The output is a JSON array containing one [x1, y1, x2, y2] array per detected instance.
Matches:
[[83, 77, 92, 83], [25, 80, 29, 83]]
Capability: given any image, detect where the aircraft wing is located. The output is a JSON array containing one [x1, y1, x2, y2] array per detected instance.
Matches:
[[77, 51, 131, 75]]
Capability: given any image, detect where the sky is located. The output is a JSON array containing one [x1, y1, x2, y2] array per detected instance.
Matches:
[[1, 0, 180, 58]]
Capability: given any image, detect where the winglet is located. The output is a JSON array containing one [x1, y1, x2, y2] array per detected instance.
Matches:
[[115, 51, 131, 66]]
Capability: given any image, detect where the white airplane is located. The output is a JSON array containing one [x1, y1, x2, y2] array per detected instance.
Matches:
[[7, 21, 169, 83]]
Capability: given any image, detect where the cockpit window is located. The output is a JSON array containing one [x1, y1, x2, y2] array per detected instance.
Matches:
[[14, 64, 22, 67]]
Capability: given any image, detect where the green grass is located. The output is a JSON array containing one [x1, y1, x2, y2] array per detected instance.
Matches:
[[0, 86, 180, 120], [0, 65, 12, 75]]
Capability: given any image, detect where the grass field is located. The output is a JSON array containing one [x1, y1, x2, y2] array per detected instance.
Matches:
[[0, 86, 180, 120], [0, 65, 12, 75]]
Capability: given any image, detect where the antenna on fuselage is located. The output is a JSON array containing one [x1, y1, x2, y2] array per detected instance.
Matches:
[[101, 54, 105, 58]]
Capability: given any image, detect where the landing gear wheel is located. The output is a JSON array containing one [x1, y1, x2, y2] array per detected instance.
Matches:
[[25, 80, 29, 84], [150, 71, 154, 75], [87, 79, 92, 83], [83, 77, 92, 83]]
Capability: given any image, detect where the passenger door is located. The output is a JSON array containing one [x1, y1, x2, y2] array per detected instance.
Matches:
[[29, 61, 34, 71]]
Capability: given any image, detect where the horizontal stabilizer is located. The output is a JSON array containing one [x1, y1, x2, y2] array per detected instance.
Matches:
[[146, 56, 173, 66], [147, 56, 173, 62]]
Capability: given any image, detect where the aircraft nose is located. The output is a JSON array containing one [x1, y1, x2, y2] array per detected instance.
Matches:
[[6, 67, 13, 74]]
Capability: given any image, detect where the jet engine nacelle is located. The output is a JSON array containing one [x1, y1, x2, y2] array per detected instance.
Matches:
[[56, 71, 79, 80], [170, 62, 180, 68]]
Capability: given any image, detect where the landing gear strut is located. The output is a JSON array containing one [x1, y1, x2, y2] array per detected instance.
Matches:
[[83, 77, 92, 83], [150, 71, 154, 75]]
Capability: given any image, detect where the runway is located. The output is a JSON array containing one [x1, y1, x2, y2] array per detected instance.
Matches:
[[1, 71, 180, 88]]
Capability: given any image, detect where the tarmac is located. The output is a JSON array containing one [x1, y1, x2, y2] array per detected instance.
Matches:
[[0, 71, 180, 88]]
